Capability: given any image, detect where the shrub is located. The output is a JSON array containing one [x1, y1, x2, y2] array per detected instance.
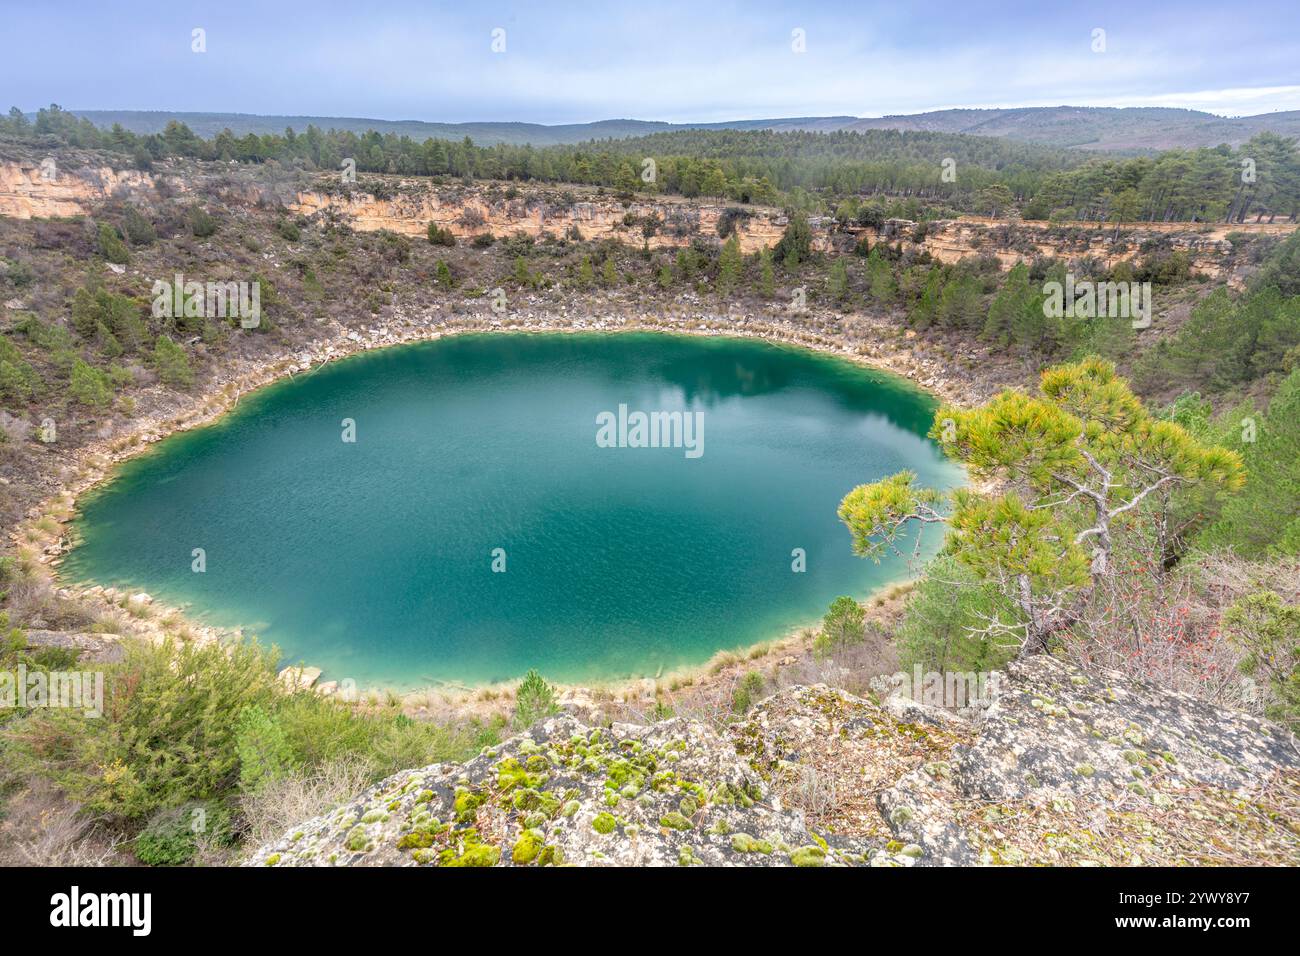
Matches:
[[435, 260, 453, 288], [812, 596, 866, 659], [896, 556, 1017, 676], [152, 334, 194, 388], [427, 223, 456, 246], [731, 670, 766, 714], [774, 214, 811, 269], [187, 205, 218, 238], [123, 206, 156, 245], [513, 669, 559, 729], [1223, 590, 1300, 730], [96, 222, 130, 264], [134, 800, 232, 865], [69, 358, 113, 407], [235, 705, 296, 794], [0, 334, 40, 404]]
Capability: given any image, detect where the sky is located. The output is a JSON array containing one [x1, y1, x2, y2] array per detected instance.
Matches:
[[4, 0, 1299, 124]]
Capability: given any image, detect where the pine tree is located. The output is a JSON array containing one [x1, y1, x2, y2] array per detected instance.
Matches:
[[717, 234, 743, 293], [839, 359, 1245, 655], [827, 258, 849, 303], [758, 248, 775, 298], [152, 335, 194, 388]]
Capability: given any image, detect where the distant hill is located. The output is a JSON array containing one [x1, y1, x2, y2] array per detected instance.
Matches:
[[60, 106, 1300, 152], [837, 106, 1300, 151]]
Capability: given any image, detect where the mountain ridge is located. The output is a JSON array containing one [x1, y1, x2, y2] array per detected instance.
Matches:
[[54, 105, 1300, 152]]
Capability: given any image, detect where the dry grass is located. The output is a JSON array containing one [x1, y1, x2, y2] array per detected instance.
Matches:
[[237, 759, 374, 850]]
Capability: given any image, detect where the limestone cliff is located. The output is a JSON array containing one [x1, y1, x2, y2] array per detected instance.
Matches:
[[0, 160, 155, 219], [245, 657, 1298, 867], [1, 157, 1290, 285]]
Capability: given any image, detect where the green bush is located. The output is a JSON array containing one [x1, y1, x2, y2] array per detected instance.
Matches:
[[69, 358, 113, 407], [813, 596, 866, 658], [435, 260, 453, 288], [1, 638, 282, 819], [513, 669, 559, 729], [123, 206, 156, 245], [152, 334, 194, 388], [427, 223, 456, 246], [96, 222, 130, 264], [1224, 590, 1300, 730], [134, 800, 232, 865], [731, 670, 766, 714], [896, 556, 1017, 676], [1199, 368, 1300, 557], [187, 205, 218, 238], [0, 334, 40, 404], [235, 705, 295, 794]]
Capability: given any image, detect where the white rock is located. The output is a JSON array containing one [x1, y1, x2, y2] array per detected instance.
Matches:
[[279, 665, 323, 691]]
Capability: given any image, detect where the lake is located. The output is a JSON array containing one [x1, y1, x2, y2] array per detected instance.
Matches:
[[63, 332, 963, 688]]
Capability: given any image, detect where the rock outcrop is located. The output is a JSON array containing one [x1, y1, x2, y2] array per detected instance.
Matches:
[[0, 160, 155, 219], [247, 657, 1298, 867]]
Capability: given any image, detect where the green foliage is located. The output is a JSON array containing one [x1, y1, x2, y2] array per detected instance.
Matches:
[[152, 334, 194, 388], [134, 801, 233, 865], [717, 234, 743, 293], [0, 334, 40, 404], [731, 670, 766, 714], [69, 358, 113, 407], [774, 214, 811, 269], [1223, 590, 1300, 730], [96, 222, 130, 264], [758, 248, 775, 298], [513, 669, 559, 729], [123, 206, 157, 245], [841, 359, 1245, 653], [1198, 368, 1300, 556], [71, 285, 146, 350], [813, 596, 866, 658], [866, 246, 896, 305], [187, 205, 218, 238], [897, 556, 1016, 675], [826, 258, 849, 303], [1136, 235, 1300, 396], [435, 259, 453, 288], [0, 638, 280, 819], [235, 705, 295, 794], [427, 223, 456, 246]]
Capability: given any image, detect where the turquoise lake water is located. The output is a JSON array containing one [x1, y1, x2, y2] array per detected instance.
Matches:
[[63, 333, 963, 688]]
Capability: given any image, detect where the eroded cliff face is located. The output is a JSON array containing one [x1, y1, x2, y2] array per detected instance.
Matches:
[[0, 160, 155, 219], [290, 187, 791, 254], [906, 217, 1249, 285], [289, 183, 1280, 283], [1, 159, 1290, 285]]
